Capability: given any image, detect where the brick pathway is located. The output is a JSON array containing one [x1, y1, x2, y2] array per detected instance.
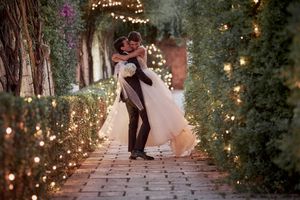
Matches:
[[51, 91, 299, 200], [51, 141, 299, 200]]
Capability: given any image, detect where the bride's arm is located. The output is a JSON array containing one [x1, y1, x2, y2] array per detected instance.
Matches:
[[112, 56, 123, 63], [112, 47, 145, 61]]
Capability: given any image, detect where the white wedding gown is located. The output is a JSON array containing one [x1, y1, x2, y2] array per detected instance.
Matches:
[[99, 55, 197, 156]]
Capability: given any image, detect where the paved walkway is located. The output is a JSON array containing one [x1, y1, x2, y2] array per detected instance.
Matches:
[[51, 141, 298, 200], [51, 91, 299, 200]]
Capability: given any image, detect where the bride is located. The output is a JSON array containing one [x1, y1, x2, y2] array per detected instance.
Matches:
[[99, 31, 197, 157]]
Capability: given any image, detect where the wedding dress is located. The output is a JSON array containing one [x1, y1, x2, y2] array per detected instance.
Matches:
[[99, 54, 197, 156]]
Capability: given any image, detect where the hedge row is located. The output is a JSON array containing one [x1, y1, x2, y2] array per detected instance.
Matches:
[[184, 0, 300, 192], [0, 78, 117, 200]]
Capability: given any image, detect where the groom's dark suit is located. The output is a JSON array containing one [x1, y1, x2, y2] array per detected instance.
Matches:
[[119, 52, 152, 153]]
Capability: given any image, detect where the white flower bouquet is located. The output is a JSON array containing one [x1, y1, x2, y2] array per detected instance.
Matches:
[[120, 62, 137, 77]]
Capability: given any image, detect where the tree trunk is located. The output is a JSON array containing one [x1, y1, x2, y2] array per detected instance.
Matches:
[[0, 0, 23, 96], [19, 0, 44, 95]]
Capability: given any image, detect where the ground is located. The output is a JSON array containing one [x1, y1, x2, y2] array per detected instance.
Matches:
[[51, 91, 299, 200]]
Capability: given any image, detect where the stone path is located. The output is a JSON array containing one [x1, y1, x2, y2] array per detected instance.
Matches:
[[51, 142, 299, 200], [51, 91, 299, 200]]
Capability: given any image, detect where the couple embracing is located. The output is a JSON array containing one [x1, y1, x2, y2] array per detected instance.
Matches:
[[99, 31, 197, 160]]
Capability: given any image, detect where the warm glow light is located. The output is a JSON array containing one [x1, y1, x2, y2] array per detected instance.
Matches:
[[224, 63, 232, 73], [34, 157, 40, 163], [240, 57, 247, 66], [8, 173, 15, 181], [39, 141, 45, 146], [6, 127, 12, 135], [52, 100, 57, 107], [32, 195, 38, 200], [234, 86, 241, 92]]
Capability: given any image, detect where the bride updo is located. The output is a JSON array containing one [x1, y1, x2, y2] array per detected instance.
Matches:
[[128, 31, 142, 43]]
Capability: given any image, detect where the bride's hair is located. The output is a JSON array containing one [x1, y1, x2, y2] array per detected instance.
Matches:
[[113, 36, 127, 53], [128, 31, 142, 42]]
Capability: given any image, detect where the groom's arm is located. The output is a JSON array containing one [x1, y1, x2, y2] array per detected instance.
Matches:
[[128, 57, 152, 86]]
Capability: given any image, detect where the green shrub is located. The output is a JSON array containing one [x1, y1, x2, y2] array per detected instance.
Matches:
[[0, 92, 106, 200], [184, 0, 299, 192]]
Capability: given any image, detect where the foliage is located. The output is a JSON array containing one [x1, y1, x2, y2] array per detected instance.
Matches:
[[143, 0, 187, 38], [0, 91, 106, 199], [41, 0, 83, 96], [275, 2, 300, 189], [78, 77, 118, 108], [184, 0, 299, 192]]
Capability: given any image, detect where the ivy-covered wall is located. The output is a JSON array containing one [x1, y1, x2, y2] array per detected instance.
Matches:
[[41, 0, 83, 96], [184, 0, 300, 192]]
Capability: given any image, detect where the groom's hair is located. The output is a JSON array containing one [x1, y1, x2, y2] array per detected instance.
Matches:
[[114, 36, 127, 53]]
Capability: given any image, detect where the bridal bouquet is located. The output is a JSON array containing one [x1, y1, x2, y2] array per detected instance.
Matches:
[[121, 62, 136, 77]]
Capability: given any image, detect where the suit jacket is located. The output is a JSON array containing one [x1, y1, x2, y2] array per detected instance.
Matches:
[[119, 52, 152, 103]]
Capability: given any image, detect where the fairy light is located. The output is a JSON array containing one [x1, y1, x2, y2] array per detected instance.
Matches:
[[8, 173, 15, 181], [6, 127, 12, 135], [39, 141, 45, 146], [50, 182, 56, 187], [32, 195, 38, 200], [253, 23, 260, 37], [234, 86, 241, 92], [35, 125, 40, 131], [92, 0, 149, 24], [240, 57, 247, 66], [49, 135, 56, 141], [52, 100, 57, 107], [34, 157, 40, 163], [224, 63, 232, 73]]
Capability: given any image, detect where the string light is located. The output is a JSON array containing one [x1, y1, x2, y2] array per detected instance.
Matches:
[[8, 173, 15, 181], [92, 0, 149, 24], [52, 100, 57, 107], [32, 195, 38, 200], [233, 86, 241, 92], [239, 57, 247, 66], [9, 184, 14, 190], [6, 127, 12, 135], [34, 157, 40, 163]]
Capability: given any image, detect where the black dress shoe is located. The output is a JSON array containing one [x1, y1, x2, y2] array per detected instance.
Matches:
[[130, 150, 154, 160]]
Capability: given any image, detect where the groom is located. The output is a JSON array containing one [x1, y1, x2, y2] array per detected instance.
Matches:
[[113, 36, 154, 160]]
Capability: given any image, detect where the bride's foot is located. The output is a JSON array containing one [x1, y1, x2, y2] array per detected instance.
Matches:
[[129, 150, 154, 160]]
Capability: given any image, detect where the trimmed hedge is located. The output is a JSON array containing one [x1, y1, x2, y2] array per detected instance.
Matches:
[[184, 0, 300, 192], [275, 2, 300, 190], [0, 91, 107, 199]]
